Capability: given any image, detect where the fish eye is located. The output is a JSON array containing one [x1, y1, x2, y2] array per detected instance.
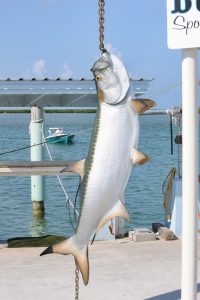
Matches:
[[96, 75, 101, 81]]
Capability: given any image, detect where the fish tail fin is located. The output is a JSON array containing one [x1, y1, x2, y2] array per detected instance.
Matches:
[[74, 246, 89, 285], [40, 236, 89, 285]]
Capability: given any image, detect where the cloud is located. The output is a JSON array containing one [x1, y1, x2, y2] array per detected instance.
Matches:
[[33, 59, 46, 77], [19, 59, 72, 79], [105, 44, 122, 58], [60, 61, 72, 79]]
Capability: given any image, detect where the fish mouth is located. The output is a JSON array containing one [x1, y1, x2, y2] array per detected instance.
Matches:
[[90, 59, 110, 73], [97, 88, 105, 102], [90, 51, 112, 73]]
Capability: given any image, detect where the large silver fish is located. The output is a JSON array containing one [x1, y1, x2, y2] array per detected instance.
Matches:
[[40, 51, 156, 285]]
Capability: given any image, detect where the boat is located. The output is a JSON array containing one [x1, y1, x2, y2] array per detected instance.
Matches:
[[163, 107, 200, 237], [45, 127, 75, 144]]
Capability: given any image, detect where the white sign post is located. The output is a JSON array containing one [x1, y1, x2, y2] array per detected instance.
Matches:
[[167, 1, 199, 299]]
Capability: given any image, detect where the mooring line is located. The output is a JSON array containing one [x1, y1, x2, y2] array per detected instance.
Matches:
[[0, 127, 92, 156], [41, 128, 80, 218]]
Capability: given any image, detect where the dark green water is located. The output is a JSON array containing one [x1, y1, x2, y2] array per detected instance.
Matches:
[[0, 113, 184, 239]]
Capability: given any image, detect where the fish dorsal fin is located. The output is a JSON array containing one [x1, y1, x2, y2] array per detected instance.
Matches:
[[61, 159, 85, 179], [132, 148, 149, 165], [95, 201, 130, 233], [131, 99, 156, 114]]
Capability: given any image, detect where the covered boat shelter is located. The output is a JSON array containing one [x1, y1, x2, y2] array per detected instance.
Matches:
[[0, 78, 151, 107]]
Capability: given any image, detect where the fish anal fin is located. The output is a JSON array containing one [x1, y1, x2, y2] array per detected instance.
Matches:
[[131, 99, 156, 114], [61, 159, 85, 179], [40, 237, 89, 285], [132, 148, 150, 165], [96, 201, 130, 233]]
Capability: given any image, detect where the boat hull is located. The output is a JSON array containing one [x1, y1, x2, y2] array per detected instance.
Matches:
[[46, 134, 75, 144]]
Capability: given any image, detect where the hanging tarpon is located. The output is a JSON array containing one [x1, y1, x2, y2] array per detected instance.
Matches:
[[40, 51, 156, 285]]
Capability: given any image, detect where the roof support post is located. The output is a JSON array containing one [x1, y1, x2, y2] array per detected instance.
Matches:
[[30, 106, 45, 217]]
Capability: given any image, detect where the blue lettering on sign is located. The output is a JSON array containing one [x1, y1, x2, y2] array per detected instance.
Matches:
[[172, 0, 200, 13]]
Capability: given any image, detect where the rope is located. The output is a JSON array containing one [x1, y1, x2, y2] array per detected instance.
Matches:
[[0, 122, 90, 228], [0, 141, 46, 156], [170, 115, 173, 155], [148, 81, 181, 99], [0, 128, 92, 157], [162, 167, 176, 222], [150, 80, 199, 99], [70, 127, 92, 136], [41, 127, 80, 219]]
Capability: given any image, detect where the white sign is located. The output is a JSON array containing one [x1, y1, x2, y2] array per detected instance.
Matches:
[[167, 0, 200, 49]]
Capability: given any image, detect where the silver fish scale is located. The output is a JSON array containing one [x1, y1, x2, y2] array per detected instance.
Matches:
[[76, 106, 101, 224]]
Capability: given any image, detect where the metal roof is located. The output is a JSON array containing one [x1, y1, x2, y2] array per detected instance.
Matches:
[[0, 78, 152, 107]]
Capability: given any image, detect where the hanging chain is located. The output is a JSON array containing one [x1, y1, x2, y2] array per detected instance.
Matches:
[[98, 0, 106, 52], [75, 262, 80, 300]]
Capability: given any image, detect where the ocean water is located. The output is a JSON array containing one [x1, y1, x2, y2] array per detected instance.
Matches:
[[0, 113, 185, 239]]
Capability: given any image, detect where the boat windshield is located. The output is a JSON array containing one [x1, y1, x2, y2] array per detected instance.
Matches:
[[48, 128, 64, 136]]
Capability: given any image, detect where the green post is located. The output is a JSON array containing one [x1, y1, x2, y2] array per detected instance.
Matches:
[[30, 106, 45, 217]]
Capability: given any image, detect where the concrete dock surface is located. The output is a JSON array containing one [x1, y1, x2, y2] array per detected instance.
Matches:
[[1, 238, 200, 300]]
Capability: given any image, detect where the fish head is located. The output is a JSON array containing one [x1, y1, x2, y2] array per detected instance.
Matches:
[[91, 51, 130, 105]]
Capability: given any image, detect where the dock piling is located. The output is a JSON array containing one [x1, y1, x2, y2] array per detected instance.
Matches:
[[30, 106, 45, 217]]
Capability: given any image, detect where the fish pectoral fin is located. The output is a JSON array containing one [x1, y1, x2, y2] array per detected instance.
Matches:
[[40, 236, 89, 285], [96, 201, 130, 233], [61, 159, 85, 179], [132, 148, 150, 165], [131, 99, 157, 114]]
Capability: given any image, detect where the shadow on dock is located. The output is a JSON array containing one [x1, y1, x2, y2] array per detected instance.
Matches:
[[145, 283, 200, 300]]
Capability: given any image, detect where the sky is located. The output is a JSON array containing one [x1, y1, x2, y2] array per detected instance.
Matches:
[[0, 0, 199, 109]]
